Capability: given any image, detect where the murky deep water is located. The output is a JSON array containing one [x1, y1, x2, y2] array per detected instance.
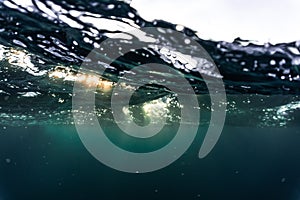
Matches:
[[1, 126, 300, 199]]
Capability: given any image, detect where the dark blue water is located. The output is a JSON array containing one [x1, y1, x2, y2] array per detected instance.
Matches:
[[0, 0, 300, 199]]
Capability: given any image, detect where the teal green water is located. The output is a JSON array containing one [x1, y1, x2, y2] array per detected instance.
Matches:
[[0, 125, 300, 199]]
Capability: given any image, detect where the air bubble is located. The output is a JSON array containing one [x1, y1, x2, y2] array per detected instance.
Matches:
[[128, 12, 135, 18], [292, 57, 300, 65], [13, 39, 27, 48], [184, 39, 191, 44], [107, 4, 115, 9], [175, 25, 184, 31], [270, 60, 276, 65]]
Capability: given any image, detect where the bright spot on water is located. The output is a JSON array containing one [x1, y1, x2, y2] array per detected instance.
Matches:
[[48, 66, 113, 91], [142, 99, 169, 120]]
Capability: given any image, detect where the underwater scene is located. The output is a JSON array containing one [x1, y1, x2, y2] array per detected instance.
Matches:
[[0, 0, 300, 199]]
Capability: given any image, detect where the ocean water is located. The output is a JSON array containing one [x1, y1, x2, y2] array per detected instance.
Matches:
[[0, 0, 300, 199], [1, 126, 300, 200]]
